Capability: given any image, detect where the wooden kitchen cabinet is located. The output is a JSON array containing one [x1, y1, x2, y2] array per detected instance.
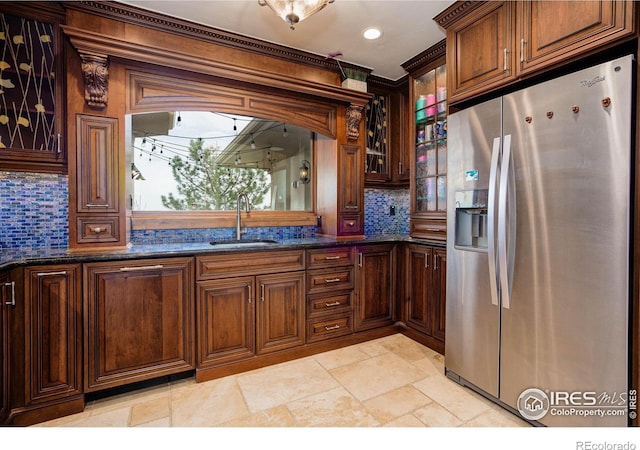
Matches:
[[354, 244, 395, 331], [2, 264, 84, 426], [364, 79, 411, 188], [406, 244, 446, 352], [402, 40, 448, 242], [71, 115, 122, 248], [517, 0, 636, 76], [83, 257, 195, 392], [0, 2, 66, 174], [436, 0, 636, 104], [306, 247, 355, 342], [196, 250, 305, 373], [0, 271, 11, 423], [23, 265, 82, 405]]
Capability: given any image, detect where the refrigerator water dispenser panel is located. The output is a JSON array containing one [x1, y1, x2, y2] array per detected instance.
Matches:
[[454, 190, 488, 250]]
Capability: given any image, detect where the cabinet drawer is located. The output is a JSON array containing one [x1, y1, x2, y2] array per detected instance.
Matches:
[[410, 219, 446, 242], [76, 216, 120, 243], [306, 314, 353, 343], [306, 267, 354, 295], [307, 291, 353, 318], [306, 247, 355, 269], [338, 215, 363, 235], [196, 250, 305, 280]]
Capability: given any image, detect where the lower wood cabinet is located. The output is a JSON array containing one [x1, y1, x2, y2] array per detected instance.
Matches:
[[0, 270, 11, 423], [406, 244, 446, 349], [2, 264, 84, 425], [196, 260, 305, 370], [83, 258, 195, 391], [354, 244, 395, 331]]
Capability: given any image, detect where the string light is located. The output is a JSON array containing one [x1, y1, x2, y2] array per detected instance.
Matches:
[[250, 134, 256, 149], [176, 112, 182, 127], [283, 124, 288, 137]]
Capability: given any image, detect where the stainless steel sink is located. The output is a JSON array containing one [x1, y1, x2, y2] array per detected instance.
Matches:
[[209, 239, 278, 247]]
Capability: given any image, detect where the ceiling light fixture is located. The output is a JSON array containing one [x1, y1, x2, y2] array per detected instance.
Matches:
[[362, 27, 382, 40], [258, 0, 335, 30]]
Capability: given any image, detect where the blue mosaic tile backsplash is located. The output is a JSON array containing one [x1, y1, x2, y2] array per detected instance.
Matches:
[[131, 225, 317, 245], [0, 170, 410, 249], [364, 188, 410, 235], [0, 171, 69, 250]]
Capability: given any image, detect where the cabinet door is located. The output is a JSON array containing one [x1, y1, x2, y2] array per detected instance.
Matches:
[[76, 115, 119, 213], [431, 247, 447, 342], [447, 1, 516, 102], [24, 265, 81, 404], [0, 271, 10, 422], [406, 246, 432, 335], [354, 245, 395, 331], [256, 272, 305, 354], [0, 4, 66, 173], [84, 258, 195, 391], [519, 0, 635, 75], [197, 276, 255, 367]]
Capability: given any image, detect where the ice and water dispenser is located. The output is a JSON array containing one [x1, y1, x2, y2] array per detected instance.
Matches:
[[454, 190, 488, 251]]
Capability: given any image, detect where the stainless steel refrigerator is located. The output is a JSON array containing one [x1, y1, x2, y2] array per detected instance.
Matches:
[[445, 55, 633, 427]]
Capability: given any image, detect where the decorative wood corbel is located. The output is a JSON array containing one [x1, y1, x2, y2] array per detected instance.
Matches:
[[346, 104, 363, 142], [80, 53, 109, 109]]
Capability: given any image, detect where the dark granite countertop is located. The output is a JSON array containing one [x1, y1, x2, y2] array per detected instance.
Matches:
[[0, 234, 444, 271]]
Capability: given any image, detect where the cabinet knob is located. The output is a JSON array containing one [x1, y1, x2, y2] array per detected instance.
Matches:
[[346, 221, 355, 227], [91, 227, 104, 234]]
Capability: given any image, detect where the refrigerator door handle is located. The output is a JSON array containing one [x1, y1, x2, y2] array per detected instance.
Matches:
[[487, 137, 501, 307], [498, 134, 515, 309]]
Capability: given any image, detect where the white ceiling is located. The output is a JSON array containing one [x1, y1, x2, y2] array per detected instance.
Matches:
[[117, 0, 454, 80]]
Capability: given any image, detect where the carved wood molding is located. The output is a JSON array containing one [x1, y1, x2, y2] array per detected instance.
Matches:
[[61, 25, 372, 112], [80, 52, 109, 109], [401, 39, 447, 74], [346, 105, 364, 142], [127, 69, 337, 138], [433, 1, 486, 29], [61, 1, 373, 81]]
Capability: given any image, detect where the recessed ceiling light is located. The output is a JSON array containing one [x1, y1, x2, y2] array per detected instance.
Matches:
[[362, 27, 382, 40]]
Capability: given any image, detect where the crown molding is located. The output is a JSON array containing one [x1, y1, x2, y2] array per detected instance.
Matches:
[[61, 1, 371, 78], [401, 39, 446, 74]]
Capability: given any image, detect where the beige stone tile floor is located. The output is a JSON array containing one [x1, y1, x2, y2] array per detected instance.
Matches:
[[34, 333, 530, 428]]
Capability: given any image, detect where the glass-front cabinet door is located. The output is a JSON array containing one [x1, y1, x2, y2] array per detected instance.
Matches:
[[403, 40, 447, 242], [414, 64, 447, 214]]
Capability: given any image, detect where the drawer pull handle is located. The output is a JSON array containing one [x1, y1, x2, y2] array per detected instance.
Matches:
[[325, 324, 340, 331], [426, 228, 441, 232], [119, 265, 164, 272], [346, 221, 355, 227], [325, 278, 341, 283], [36, 271, 67, 277], [325, 301, 341, 307], [3, 281, 15, 306], [91, 227, 105, 234], [85, 204, 110, 208], [324, 256, 341, 260]]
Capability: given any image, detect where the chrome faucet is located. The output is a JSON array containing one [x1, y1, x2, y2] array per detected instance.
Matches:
[[236, 193, 251, 240]]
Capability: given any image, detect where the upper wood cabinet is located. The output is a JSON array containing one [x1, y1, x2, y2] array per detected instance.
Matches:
[[0, 3, 66, 174], [436, 0, 636, 104], [518, 0, 636, 75], [71, 114, 123, 248], [364, 79, 410, 188], [402, 40, 448, 242]]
